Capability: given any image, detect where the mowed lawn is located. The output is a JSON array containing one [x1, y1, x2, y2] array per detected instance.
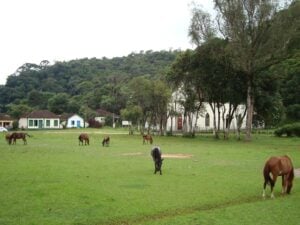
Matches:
[[0, 129, 299, 225]]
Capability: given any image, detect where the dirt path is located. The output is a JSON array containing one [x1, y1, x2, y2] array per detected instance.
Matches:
[[121, 153, 193, 159], [162, 153, 193, 159], [105, 195, 263, 225]]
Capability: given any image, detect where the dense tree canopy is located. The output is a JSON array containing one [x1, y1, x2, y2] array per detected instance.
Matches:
[[0, 50, 178, 117]]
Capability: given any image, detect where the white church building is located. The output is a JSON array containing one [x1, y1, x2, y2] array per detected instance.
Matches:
[[166, 91, 247, 132]]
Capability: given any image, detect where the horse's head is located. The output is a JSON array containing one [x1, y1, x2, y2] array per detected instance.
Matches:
[[155, 158, 164, 171], [287, 182, 293, 194]]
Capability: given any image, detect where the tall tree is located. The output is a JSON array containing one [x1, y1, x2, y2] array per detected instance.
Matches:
[[212, 0, 291, 140], [167, 50, 205, 134], [47, 93, 70, 114]]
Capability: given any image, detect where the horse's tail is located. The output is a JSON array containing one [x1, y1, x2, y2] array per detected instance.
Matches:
[[290, 167, 294, 180], [263, 164, 273, 187], [286, 167, 295, 194]]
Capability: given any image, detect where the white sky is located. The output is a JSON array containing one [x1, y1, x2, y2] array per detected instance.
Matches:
[[0, 0, 215, 85]]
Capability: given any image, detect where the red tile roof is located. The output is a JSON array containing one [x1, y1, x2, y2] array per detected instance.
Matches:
[[0, 113, 14, 120], [25, 110, 59, 118]]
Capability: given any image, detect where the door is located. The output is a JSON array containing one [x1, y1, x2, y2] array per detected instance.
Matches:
[[76, 120, 81, 128], [39, 120, 43, 129], [177, 114, 182, 130]]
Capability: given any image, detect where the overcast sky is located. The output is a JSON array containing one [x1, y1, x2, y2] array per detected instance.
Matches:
[[0, 0, 215, 85]]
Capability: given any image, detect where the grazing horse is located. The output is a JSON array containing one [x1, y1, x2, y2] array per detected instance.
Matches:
[[102, 136, 110, 147], [78, 133, 89, 145], [8, 132, 31, 145], [151, 146, 164, 175], [263, 155, 294, 198], [5, 133, 11, 143], [143, 134, 153, 144]]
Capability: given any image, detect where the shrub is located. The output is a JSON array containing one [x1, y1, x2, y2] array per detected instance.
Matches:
[[274, 123, 300, 137], [88, 119, 103, 128], [182, 132, 195, 138]]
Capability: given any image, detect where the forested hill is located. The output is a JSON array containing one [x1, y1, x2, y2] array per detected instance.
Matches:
[[0, 50, 180, 115]]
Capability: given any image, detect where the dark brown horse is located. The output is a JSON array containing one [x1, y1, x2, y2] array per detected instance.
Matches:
[[8, 132, 31, 145], [78, 133, 89, 145], [263, 155, 294, 198], [142, 134, 153, 144], [5, 133, 11, 143], [102, 136, 110, 147]]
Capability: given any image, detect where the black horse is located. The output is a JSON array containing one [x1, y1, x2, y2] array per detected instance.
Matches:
[[151, 146, 164, 175]]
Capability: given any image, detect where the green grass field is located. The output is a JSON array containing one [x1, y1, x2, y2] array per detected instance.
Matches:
[[0, 129, 299, 225]]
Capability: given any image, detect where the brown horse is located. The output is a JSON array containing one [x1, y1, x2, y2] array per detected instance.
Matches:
[[102, 136, 110, 147], [78, 133, 89, 145], [5, 133, 11, 143], [142, 134, 153, 144], [263, 155, 294, 198], [8, 132, 31, 145]]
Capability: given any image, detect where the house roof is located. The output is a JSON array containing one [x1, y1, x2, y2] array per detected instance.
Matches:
[[59, 113, 83, 121], [96, 109, 119, 118], [25, 110, 60, 119], [0, 113, 14, 120]]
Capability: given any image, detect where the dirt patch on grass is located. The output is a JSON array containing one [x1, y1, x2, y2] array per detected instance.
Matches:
[[121, 153, 193, 159], [162, 154, 193, 159], [122, 152, 144, 156], [294, 168, 300, 178]]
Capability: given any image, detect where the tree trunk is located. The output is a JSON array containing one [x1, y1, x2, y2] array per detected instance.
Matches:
[[245, 82, 254, 141], [209, 102, 219, 139]]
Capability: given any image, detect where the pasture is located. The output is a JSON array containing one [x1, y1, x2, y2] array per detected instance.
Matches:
[[0, 129, 299, 225]]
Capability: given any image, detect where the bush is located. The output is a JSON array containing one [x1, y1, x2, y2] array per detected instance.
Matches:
[[274, 123, 300, 137], [182, 132, 195, 138], [88, 119, 103, 128]]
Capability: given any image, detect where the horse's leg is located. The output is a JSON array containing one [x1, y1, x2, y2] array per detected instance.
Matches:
[[24, 137, 27, 145], [154, 162, 157, 174], [263, 179, 268, 198], [282, 175, 286, 194], [270, 175, 277, 198]]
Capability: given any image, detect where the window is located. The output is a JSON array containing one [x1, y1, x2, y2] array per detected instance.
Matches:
[[54, 120, 58, 127], [34, 120, 38, 127], [71, 120, 75, 126], [205, 113, 210, 127], [46, 120, 50, 127], [29, 120, 33, 127]]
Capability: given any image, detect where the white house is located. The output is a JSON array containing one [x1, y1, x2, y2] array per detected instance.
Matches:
[[95, 109, 120, 128], [19, 110, 60, 129], [60, 113, 85, 128], [166, 91, 247, 132], [0, 113, 14, 128]]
